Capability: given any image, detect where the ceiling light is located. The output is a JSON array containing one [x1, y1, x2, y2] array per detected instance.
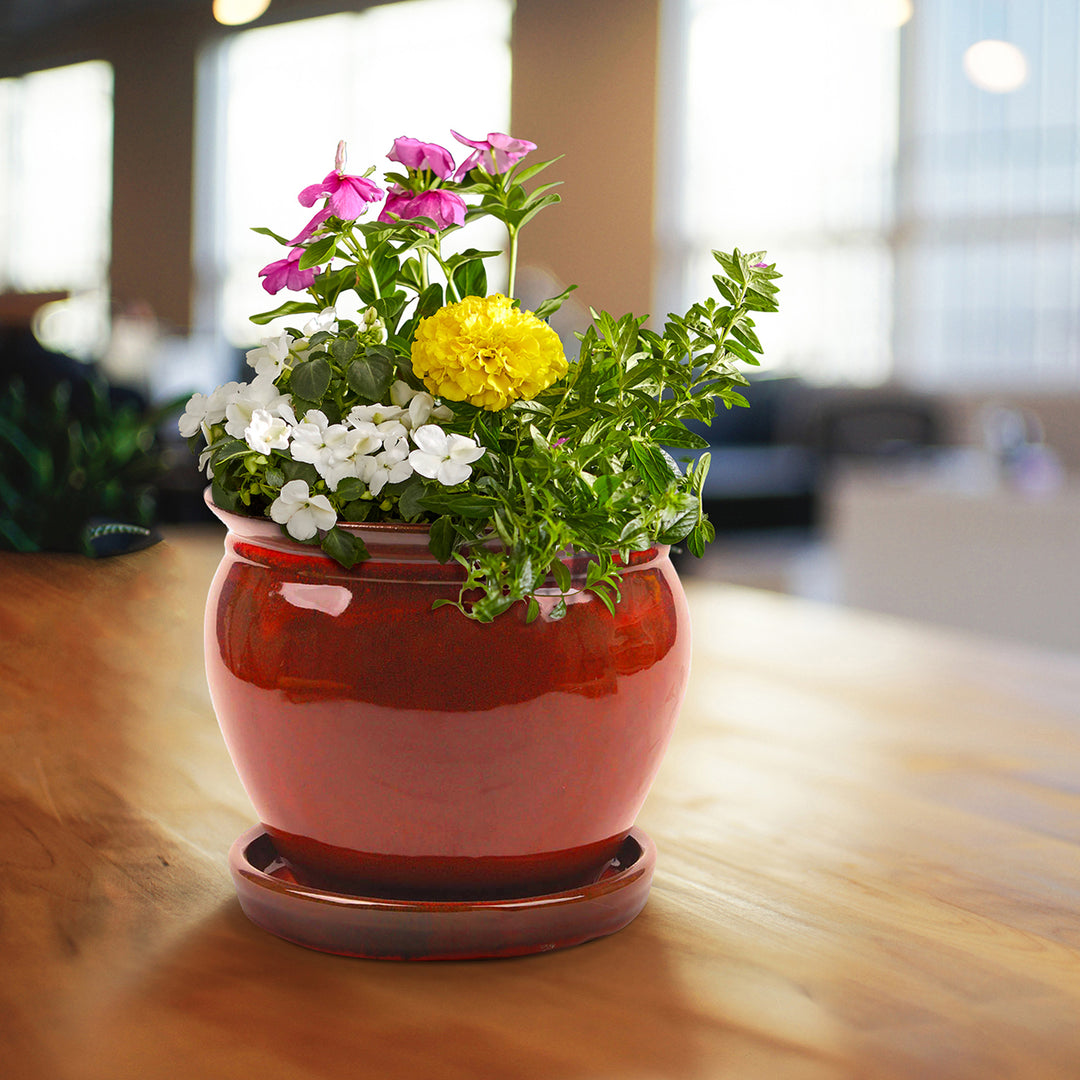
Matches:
[[213, 0, 272, 26], [963, 39, 1028, 93], [881, 0, 913, 29]]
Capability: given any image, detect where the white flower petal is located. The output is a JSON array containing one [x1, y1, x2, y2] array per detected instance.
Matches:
[[408, 449, 443, 479], [270, 497, 294, 525], [445, 433, 485, 464], [307, 494, 338, 531], [407, 392, 436, 429], [302, 409, 329, 431], [279, 479, 311, 503], [388, 459, 414, 484], [178, 394, 207, 438], [285, 507, 318, 541], [437, 460, 472, 486], [411, 424, 448, 456]]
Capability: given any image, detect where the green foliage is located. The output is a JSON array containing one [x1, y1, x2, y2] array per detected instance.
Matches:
[[200, 135, 782, 621], [414, 249, 780, 620], [0, 377, 174, 554]]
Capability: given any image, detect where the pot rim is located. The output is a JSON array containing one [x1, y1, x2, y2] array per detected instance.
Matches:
[[203, 487, 667, 570]]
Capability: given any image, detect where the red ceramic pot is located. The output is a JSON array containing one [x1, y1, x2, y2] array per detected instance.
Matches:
[[205, 495, 691, 900]]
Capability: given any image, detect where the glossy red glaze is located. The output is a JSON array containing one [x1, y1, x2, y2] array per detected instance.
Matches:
[[204, 495, 691, 900], [229, 826, 656, 960]]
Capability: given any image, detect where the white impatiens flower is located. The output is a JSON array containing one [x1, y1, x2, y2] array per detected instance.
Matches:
[[303, 306, 338, 337], [269, 479, 337, 541], [224, 375, 291, 439], [178, 381, 240, 438], [288, 410, 331, 464], [408, 424, 485, 486], [289, 411, 384, 491], [244, 408, 292, 454], [375, 419, 408, 450], [347, 402, 405, 427], [388, 381, 453, 430], [245, 332, 295, 378], [347, 421, 382, 457], [359, 445, 413, 496]]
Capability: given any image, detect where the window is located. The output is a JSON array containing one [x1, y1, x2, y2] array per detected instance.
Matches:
[[895, 0, 1080, 388], [197, 0, 514, 352], [0, 61, 113, 359], [663, 0, 1080, 390], [659, 0, 900, 385]]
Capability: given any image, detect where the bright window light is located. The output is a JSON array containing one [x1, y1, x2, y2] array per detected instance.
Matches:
[[0, 60, 113, 359], [662, 0, 901, 384]]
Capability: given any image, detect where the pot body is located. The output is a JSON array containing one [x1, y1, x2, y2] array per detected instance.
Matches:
[[205, 503, 691, 899]]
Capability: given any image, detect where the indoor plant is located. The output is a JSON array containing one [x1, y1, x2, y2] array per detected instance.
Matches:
[[186, 132, 779, 958]]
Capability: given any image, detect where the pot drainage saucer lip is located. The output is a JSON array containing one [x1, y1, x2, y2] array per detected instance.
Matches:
[[228, 825, 656, 961]]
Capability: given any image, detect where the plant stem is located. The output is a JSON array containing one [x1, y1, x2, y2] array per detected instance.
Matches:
[[506, 226, 519, 298]]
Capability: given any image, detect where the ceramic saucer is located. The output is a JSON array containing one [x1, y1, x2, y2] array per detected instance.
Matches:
[[229, 826, 656, 960]]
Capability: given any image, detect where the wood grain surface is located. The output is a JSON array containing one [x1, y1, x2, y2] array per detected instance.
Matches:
[[3, 531, 1080, 1080]]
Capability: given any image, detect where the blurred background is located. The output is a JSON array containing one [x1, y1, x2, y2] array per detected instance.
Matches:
[[1, 0, 1078, 651]]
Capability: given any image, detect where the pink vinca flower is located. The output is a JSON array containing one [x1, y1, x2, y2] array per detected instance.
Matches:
[[386, 137, 456, 180], [258, 246, 317, 295], [297, 140, 383, 221], [378, 188, 467, 231], [452, 130, 536, 178]]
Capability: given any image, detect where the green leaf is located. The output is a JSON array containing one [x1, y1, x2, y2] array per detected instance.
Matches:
[[653, 424, 710, 450], [419, 491, 501, 518], [209, 438, 251, 468], [690, 451, 711, 497], [347, 346, 395, 401], [686, 516, 715, 558], [250, 300, 321, 326], [290, 357, 332, 402], [627, 439, 677, 497], [590, 583, 617, 616], [414, 282, 444, 320], [509, 155, 562, 185], [251, 225, 291, 246], [298, 235, 337, 270], [330, 337, 359, 365], [340, 499, 373, 522], [532, 284, 578, 321], [525, 596, 540, 624], [334, 476, 366, 502], [396, 475, 428, 520], [593, 472, 624, 505], [550, 559, 572, 594], [211, 478, 240, 512], [429, 515, 455, 562], [279, 458, 320, 485], [321, 525, 369, 569], [507, 193, 561, 232], [451, 257, 487, 299]]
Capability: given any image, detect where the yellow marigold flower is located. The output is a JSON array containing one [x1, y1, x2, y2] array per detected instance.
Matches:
[[410, 294, 567, 411]]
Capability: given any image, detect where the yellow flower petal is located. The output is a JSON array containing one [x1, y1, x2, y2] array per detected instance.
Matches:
[[410, 294, 567, 411]]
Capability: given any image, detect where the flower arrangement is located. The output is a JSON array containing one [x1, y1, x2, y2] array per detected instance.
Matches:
[[181, 132, 780, 622]]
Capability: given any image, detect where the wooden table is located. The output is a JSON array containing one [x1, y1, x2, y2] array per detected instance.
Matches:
[[4, 531, 1080, 1080]]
